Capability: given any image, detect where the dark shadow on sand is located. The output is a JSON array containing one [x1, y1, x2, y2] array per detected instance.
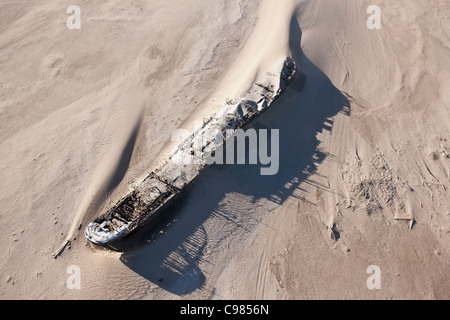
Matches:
[[118, 14, 350, 295]]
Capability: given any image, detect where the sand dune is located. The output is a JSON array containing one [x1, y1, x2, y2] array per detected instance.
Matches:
[[0, 0, 449, 299]]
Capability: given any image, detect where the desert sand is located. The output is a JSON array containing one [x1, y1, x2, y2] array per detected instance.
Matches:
[[0, 0, 449, 299]]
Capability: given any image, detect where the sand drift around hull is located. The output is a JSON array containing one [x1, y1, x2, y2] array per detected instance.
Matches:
[[85, 58, 296, 245]]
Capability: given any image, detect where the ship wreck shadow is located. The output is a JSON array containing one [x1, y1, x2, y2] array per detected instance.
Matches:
[[119, 15, 351, 296]]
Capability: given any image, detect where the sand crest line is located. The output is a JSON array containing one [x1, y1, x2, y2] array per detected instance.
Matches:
[[52, 90, 145, 258]]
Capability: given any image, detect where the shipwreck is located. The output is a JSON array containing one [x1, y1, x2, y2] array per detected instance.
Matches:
[[85, 57, 296, 245]]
